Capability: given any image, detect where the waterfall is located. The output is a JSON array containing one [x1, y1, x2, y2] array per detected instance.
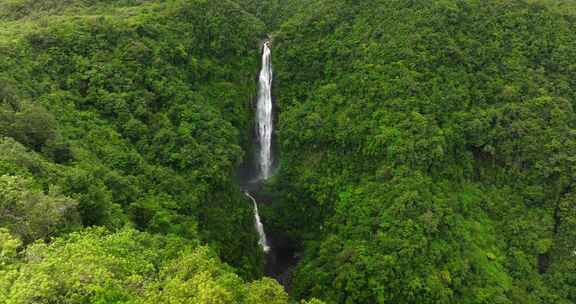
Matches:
[[246, 191, 270, 253], [248, 41, 274, 254], [256, 41, 274, 180]]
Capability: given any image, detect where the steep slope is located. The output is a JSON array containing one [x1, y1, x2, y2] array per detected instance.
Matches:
[[0, 0, 266, 278], [232, 0, 311, 29], [0, 0, 324, 301], [2, 0, 576, 302], [270, 0, 576, 303]]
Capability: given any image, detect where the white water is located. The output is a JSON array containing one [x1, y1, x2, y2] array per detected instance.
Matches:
[[249, 41, 274, 253], [246, 191, 270, 253], [256, 41, 274, 180]]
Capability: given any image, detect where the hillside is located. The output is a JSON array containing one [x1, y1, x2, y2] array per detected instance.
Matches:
[[0, 0, 302, 302], [1, 0, 576, 303], [269, 0, 576, 303]]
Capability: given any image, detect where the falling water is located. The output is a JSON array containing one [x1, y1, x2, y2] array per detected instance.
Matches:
[[246, 40, 295, 288], [249, 41, 274, 254], [256, 41, 274, 180], [246, 191, 270, 253]]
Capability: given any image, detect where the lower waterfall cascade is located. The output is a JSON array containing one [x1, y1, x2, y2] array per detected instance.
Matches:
[[246, 191, 270, 253]]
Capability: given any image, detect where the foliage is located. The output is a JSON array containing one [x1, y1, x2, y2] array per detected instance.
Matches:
[[0, 0, 267, 278], [0, 174, 80, 244], [0, 228, 294, 304], [0, 103, 57, 152], [0, 229, 21, 267], [233, 0, 313, 29], [270, 0, 576, 302], [1, 0, 575, 303]]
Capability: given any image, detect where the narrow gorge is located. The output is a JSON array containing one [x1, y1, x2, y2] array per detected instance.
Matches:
[[237, 39, 300, 289]]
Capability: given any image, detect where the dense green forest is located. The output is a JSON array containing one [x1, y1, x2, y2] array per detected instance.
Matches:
[[1, 0, 575, 303], [268, 0, 576, 303], [0, 0, 301, 302]]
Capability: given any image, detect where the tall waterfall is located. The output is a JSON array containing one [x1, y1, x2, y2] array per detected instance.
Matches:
[[249, 41, 274, 253], [246, 192, 270, 253], [256, 41, 274, 180]]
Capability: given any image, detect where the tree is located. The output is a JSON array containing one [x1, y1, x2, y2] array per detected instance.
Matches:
[[0, 228, 20, 267], [5, 104, 57, 152], [0, 228, 293, 304], [0, 175, 80, 244]]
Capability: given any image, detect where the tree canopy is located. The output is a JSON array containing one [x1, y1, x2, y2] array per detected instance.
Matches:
[[267, 0, 576, 303], [0, 0, 575, 303]]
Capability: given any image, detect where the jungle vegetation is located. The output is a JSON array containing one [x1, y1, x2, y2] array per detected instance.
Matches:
[[268, 0, 576, 303], [1, 0, 575, 303]]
